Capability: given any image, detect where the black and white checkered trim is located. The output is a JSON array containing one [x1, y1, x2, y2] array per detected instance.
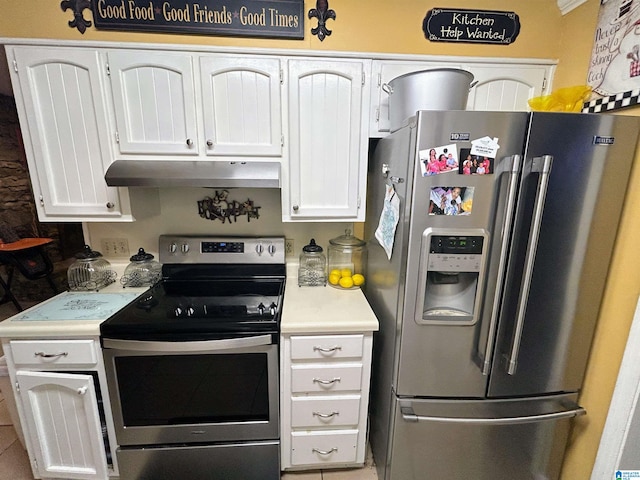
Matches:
[[582, 89, 640, 113]]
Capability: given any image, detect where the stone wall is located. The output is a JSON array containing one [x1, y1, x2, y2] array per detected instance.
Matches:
[[0, 94, 81, 304]]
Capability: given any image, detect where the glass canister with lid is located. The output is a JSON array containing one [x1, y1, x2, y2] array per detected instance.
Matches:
[[121, 248, 162, 288], [298, 239, 327, 287], [67, 245, 117, 291], [327, 230, 367, 289]]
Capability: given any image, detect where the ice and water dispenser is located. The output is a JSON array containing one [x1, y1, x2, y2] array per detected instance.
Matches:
[[416, 230, 487, 325]]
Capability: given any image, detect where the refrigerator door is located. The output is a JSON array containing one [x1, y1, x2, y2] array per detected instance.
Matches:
[[384, 395, 583, 480], [489, 112, 640, 397], [397, 111, 529, 397]]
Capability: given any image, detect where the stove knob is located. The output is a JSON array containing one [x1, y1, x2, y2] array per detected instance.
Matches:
[[269, 302, 277, 316], [255, 243, 264, 256], [186, 307, 195, 317], [181, 243, 190, 254], [268, 244, 276, 256], [175, 306, 183, 317], [258, 303, 266, 315], [168, 242, 177, 254]]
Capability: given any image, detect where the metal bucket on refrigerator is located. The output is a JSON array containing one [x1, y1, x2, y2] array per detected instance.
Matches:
[[382, 68, 475, 131]]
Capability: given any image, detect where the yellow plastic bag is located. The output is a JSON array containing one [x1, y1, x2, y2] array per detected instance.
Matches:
[[528, 85, 592, 112]]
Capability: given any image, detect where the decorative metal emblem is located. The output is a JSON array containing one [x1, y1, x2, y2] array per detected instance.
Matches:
[[60, 0, 93, 34], [308, 0, 336, 41], [197, 190, 261, 223]]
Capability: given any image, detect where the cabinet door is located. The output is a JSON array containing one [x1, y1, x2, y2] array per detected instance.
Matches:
[[10, 46, 123, 220], [286, 59, 370, 221], [200, 55, 282, 157], [370, 60, 463, 136], [465, 65, 549, 111], [107, 50, 198, 155], [16, 370, 108, 480]]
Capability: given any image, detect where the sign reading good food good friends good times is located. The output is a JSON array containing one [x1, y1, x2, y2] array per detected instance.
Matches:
[[91, 0, 304, 39]]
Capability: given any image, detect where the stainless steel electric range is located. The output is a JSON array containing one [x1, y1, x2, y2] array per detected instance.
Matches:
[[100, 236, 285, 480]]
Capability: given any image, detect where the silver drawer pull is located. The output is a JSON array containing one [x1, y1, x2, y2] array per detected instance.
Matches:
[[313, 345, 342, 353], [35, 351, 68, 359], [312, 447, 338, 455], [313, 377, 341, 385], [313, 411, 339, 419]]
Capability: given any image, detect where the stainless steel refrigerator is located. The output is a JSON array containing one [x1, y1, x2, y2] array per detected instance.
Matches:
[[363, 111, 640, 480]]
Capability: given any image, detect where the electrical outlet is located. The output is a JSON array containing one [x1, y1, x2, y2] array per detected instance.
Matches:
[[285, 238, 295, 256], [101, 238, 130, 258]]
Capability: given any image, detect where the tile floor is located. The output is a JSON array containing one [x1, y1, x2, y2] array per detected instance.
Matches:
[[0, 302, 378, 479]]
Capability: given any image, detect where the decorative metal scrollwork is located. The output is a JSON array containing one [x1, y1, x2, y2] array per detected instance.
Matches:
[[308, 0, 336, 41], [197, 190, 262, 224], [60, 0, 93, 34]]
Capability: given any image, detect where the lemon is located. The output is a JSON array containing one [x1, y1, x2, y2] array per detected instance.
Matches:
[[339, 276, 354, 289], [340, 268, 353, 278], [329, 269, 341, 277], [328, 273, 341, 285], [352, 274, 365, 286]]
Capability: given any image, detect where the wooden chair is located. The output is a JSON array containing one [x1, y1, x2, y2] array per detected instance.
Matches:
[[0, 223, 58, 312]]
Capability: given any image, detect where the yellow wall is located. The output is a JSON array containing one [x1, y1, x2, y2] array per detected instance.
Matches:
[[0, 0, 561, 59], [1, 0, 636, 478], [555, 2, 640, 479]]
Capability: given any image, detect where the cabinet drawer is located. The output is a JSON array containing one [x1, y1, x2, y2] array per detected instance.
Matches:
[[10, 340, 98, 367], [291, 364, 363, 393], [290, 334, 364, 360], [291, 395, 361, 428], [291, 430, 359, 466]]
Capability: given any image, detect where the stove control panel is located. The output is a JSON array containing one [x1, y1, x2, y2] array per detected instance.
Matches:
[[159, 236, 285, 264]]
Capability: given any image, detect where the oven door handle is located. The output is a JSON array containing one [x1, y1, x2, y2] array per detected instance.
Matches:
[[102, 335, 273, 352]]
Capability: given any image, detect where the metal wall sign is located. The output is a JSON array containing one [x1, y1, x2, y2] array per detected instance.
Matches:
[[423, 8, 520, 45], [90, 0, 304, 39]]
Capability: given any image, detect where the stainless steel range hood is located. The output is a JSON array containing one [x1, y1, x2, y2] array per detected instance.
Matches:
[[105, 160, 280, 188]]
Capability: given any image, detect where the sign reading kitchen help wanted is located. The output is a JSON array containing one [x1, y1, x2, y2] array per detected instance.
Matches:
[[423, 8, 520, 45], [91, 0, 304, 39]]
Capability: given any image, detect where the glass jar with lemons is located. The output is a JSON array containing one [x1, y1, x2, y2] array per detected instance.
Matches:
[[327, 230, 367, 289]]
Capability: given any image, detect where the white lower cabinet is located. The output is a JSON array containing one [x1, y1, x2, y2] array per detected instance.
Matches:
[[4, 338, 117, 479], [281, 333, 373, 470]]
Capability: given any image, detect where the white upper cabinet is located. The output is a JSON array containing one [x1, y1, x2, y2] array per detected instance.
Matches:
[[107, 50, 199, 155], [370, 60, 464, 135], [8, 46, 133, 222], [284, 58, 371, 222], [465, 65, 549, 111], [370, 59, 553, 137], [200, 55, 282, 157], [106, 50, 283, 160]]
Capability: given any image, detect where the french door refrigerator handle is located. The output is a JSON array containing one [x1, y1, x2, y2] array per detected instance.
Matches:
[[506, 154, 554, 375], [481, 155, 521, 376], [400, 405, 585, 425], [102, 335, 273, 352]]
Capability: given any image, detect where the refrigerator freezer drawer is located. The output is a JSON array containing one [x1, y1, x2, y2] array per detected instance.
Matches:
[[387, 395, 582, 480]]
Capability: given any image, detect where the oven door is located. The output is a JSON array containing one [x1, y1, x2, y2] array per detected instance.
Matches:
[[102, 334, 279, 446]]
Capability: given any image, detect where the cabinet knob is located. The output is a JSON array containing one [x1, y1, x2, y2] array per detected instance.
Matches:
[[206, 140, 214, 147], [77, 386, 88, 396], [293, 205, 299, 212], [186, 138, 194, 147], [106, 202, 115, 209]]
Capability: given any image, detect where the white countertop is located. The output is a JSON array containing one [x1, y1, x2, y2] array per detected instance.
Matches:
[[0, 281, 149, 339], [282, 268, 379, 334], [0, 262, 380, 338]]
